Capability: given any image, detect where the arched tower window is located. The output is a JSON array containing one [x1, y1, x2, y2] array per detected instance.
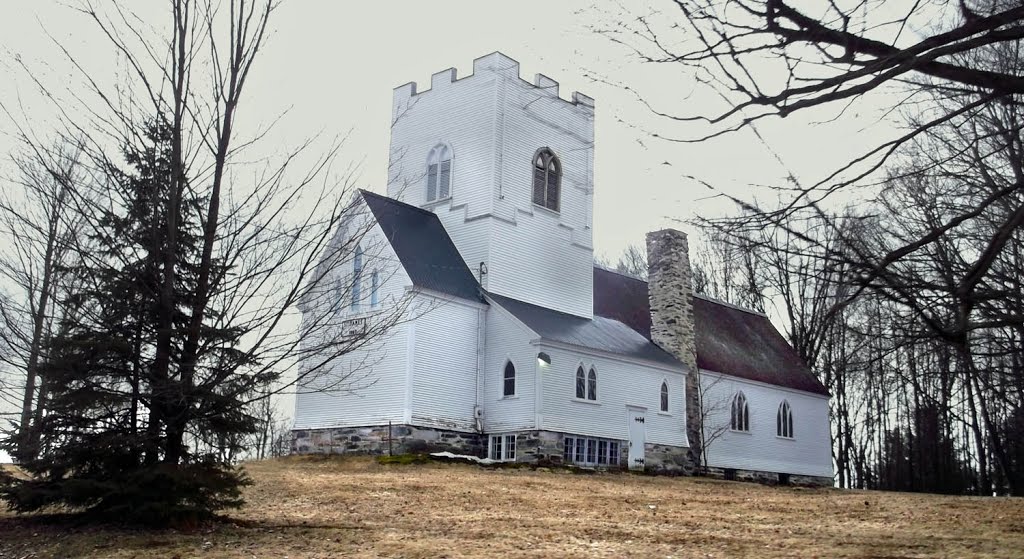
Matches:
[[350, 244, 363, 311], [503, 361, 516, 397], [587, 368, 597, 400], [660, 381, 669, 412], [426, 144, 452, 202], [532, 148, 560, 211], [575, 366, 586, 399], [731, 392, 749, 432], [777, 400, 794, 438]]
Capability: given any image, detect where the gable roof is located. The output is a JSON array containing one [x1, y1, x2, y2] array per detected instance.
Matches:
[[593, 267, 829, 396], [361, 190, 482, 302], [486, 291, 684, 369]]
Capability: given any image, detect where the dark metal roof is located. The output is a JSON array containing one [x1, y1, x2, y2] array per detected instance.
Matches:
[[486, 291, 684, 369], [361, 190, 482, 302], [593, 267, 829, 395]]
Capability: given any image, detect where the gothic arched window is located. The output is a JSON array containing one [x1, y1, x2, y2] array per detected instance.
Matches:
[[660, 381, 669, 412], [503, 361, 516, 397], [575, 366, 586, 399], [426, 144, 452, 202], [777, 400, 794, 438], [731, 392, 750, 432], [532, 148, 560, 211], [587, 368, 597, 401], [350, 244, 363, 311]]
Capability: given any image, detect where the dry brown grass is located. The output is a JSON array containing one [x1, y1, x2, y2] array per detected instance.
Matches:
[[1, 456, 1023, 558]]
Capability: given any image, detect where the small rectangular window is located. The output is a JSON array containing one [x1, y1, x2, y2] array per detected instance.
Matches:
[[597, 440, 608, 464], [574, 438, 586, 463], [609, 442, 619, 465], [489, 434, 517, 462], [586, 439, 597, 464], [563, 437, 574, 463], [489, 435, 502, 461]]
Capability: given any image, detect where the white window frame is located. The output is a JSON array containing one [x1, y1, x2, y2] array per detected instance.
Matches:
[[369, 269, 379, 308], [488, 434, 516, 462], [731, 391, 750, 433], [350, 244, 363, 311], [531, 147, 561, 212], [426, 143, 453, 203], [563, 435, 620, 467], [586, 367, 598, 401], [501, 360, 517, 398], [777, 400, 794, 439]]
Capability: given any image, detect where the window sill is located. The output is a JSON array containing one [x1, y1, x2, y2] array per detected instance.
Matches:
[[776, 435, 795, 441], [422, 196, 452, 209], [657, 411, 672, 417], [499, 396, 519, 401], [532, 203, 561, 217], [571, 398, 600, 406], [729, 429, 753, 435]]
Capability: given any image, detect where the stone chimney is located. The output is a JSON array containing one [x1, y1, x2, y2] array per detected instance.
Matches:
[[646, 229, 701, 469]]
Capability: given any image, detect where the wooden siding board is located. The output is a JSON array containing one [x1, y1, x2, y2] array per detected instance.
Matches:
[[701, 371, 833, 478], [293, 221, 412, 430], [482, 301, 536, 431], [410, 294, 480, 431], [539, 345, 688, 447]]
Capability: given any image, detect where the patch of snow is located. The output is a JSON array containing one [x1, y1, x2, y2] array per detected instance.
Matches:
[[429, 451, 499, 465]]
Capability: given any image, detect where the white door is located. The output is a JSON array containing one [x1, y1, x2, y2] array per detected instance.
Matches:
[[627, 407, 646, 470]]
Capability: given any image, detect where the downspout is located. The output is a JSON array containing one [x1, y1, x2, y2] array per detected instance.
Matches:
[[474, 288, 487, 434]]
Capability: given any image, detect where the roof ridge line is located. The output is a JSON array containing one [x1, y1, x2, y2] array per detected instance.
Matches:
[[691, 293, 767, 318], [359, 189, 440, 218], [593, 264, 647, 283]]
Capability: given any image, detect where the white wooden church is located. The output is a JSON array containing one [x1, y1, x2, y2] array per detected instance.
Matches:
[[292, 53, 833, 484]]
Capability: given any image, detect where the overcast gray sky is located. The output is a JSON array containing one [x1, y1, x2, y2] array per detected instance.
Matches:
[[0, 1, 892, 256], [0, 1, 899, 457]]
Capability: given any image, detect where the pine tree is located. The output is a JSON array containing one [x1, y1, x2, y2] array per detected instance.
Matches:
[[0, 120, 270, 525]]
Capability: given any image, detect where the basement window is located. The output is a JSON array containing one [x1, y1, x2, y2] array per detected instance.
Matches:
[[489, 434, 516, 462], [563, 436, 620, 467]]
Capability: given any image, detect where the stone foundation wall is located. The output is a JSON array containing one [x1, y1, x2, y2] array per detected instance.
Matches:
[[515, 430, 565, 464], [291, 425, 485, 457], [645, 442, 697, 474], [703, 465, 833, 487], [292, 426, 696, 475], [515, 431, 693, 473]]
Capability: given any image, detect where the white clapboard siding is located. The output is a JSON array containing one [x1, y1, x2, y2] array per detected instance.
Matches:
[[292, 218, 413, 430], [388, 52, 595, 318], [389, 64, 499, 215], [409, 293, 482, 432], [539, 345, 688, 447], [701, 370, 833, 478], [481, 300, 536, 431]]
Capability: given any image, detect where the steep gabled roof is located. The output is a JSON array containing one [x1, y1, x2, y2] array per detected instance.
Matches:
[[361, 190, 481, 302], [486, 291, 684, 369], [593, 267, 829, 396]]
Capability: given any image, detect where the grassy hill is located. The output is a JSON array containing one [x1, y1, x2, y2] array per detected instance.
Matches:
[[1, 456, 1022, 558]]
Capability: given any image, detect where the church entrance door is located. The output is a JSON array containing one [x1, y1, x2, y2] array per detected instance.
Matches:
[[627, 406, 646, 470]]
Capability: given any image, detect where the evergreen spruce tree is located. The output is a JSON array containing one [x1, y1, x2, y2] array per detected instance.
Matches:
[[0, 120, 271, 524]]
